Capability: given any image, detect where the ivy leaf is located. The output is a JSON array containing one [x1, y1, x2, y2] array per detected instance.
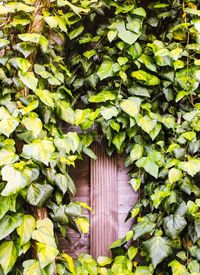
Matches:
[[35, 89, 55, 108], [0, 213, 23, 240], [168, 168, 182, 184], [22, 139, 55, 165], [37, 242, 58, 268], [19, 71, 38, 91], [61, 254, 76, 275], [22, 116, 43, 138], [0, 241, 17, 275], [132, 218, 156, 240], [0, 39, 10, 48], [100, 105, 118, 120], [17, 215, 36, 245], [23, 260, 43, 275], [9, 57, 31, 72], [178, 159, 200, 176], [69, 26, 84, 40], [112, 132, 126, 151], [120, 97, 141, 117], [0, 117, 19, 137], [0, 148, 18, 166], [0, 195, 16, 219], [116, 20, 140, 44], [128, 247, 138, 260], [32, 223, 57, 247], [136, 157, 159, 178], [97, 256, 112, 266], [130, 144, 143, 162], [89, 91, 117, 103], [56, 101, 74, 125], [131, 70, 160, 86], [1, 165, 32, 196], [18, 33, 40, 43], [76, 217, 89, 234], [163, 214, 187, 239], [168, 260, 188, 275], [26, 183, 53, 207], [143, 236, 172, 267], [54, 174, 68, 195], [137, 115, 157, 134], [97, 61, 113, 80]]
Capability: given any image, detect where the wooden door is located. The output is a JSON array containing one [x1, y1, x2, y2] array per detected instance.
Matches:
[[59, 143, 138, 257]]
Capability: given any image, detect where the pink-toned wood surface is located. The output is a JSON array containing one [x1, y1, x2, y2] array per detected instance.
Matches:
[[59, 147, 138, 257], [90, 143, 118, 257], [58, 157, 90, 256]]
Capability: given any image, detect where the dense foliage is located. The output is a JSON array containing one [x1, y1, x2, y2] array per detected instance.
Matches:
[[1, 0, 200, 274]]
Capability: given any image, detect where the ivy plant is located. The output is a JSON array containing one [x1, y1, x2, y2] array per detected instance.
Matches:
[[0, 0, 200, 274]]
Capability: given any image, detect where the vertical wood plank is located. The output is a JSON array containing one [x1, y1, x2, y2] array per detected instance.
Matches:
[[90, 143, 118, 257]]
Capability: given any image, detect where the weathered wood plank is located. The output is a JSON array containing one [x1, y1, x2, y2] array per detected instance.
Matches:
[[90, 143, 118, 257], [58, 157, 90, 256]]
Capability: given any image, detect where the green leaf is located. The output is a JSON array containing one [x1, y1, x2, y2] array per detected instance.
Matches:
[[76, 217, 89, 234], [0, 148, 18, 166], [136, 157, 159, 178], [130, 178, 141, 192], [163, 214, 187, 239], [26, 183, 53, 207], [69, 25, 84, 40], [89, 91, 117, 103], [1, 165, 33, 196], [35, 89, 55, 108], [131, 70, 160, 86], [61, 254, 76, 275], [130, 144, 143, 162], [112, 132, 126, 151], [178, 159, 200, 176], [0, 117, 19, 137], [168, 260, 188, 275], [168, 168, 183, 184], [0, 213, 23, 240], [0, 195, 16, 219], [97, 256, 112, 267], [56, 101, 74, 125], [100, 105, 118, 120], [19, 71, 38, 91], [18, 33, 40, 43], [0, 39, 10, 48], [17, 215, 36, 245], [128, 247, 138, 260], [135, 266, 152, 275], [32, 218, 57, 247], [54, 174, 68, 195], [143, 236, 172, 268], [137, 115, 157, 134], [0, 241, 17, 275], [23, 139, 55, 165], [120, 97, 141, 117], [116, 20, 140, 44], [10, 57, 31, 72], [22, 116, 43, 138], [107, 30, 117, 42], [132, 218, 156, 240], [54, 132, 79, 154], [37, 242, 58, 268], [23, 260, 43, 275], [97, 61, 113, 80]]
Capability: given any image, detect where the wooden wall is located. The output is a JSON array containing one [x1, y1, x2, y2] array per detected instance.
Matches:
[[59, 144, 138, 257]]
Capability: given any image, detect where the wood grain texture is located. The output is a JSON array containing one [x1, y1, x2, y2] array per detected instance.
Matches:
[[117, 155, 138, 238], [58, 157, 90, 256], [90, 143, 118, 257]]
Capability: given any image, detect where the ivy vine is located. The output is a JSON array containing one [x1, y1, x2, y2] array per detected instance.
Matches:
[[0, 0, 200, 274]]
